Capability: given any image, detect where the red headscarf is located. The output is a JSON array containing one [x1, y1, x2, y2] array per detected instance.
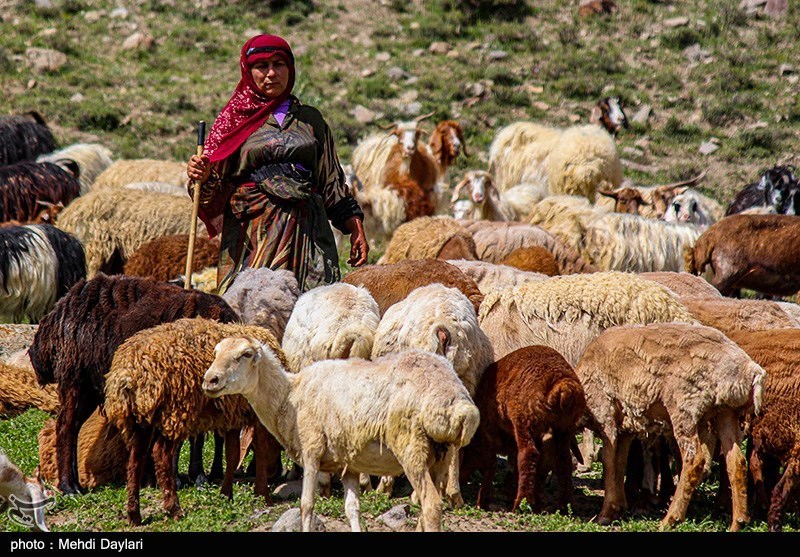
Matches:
[[199, 34, 296, 236]]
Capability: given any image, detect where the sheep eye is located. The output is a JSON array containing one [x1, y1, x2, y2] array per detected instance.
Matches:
[[240, 349, 254, 359]]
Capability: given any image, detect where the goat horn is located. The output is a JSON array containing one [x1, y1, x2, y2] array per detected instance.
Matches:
[[660, 171, 707, 189], [414, 111, 436, 123], [378, 121, 398, 131], [450, 176, 470, 203]]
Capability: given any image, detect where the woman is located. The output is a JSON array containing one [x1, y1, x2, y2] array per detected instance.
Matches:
[[187, 34, 369, 294]]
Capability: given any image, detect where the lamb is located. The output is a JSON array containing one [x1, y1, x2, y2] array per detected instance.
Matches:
[[371, 283, 494, 506], [725, 329, 800, 531], [221, 267, 300, 342], [0, 223, 86, 323], [91, 159, 189, 190], [203, 342, 480, 532], [342, 258, 484, 316], [0, 160, 81, 224], [122, 233, 220, 284], [282, 282, 379, 372], [488, 121, 622, 202], [575, 323, 765, 531], [448, 170, 512, 222], [377, 215, 478, 264], [38, 409, 126, 491], [445, 259, 548, 295], [589, 96, 629, 137], [684, 214, 800, 298], [498, 246, 559, 276], [55, 187, 198, 277], [460, 346, 586, 512], [0, 111, 58, 166], [725, 165, 799, 216], [37, 143, 114, 195], [681, 297, 800, 336], [28, 273, 239, 495], [461, 219, 597, 274], [478, 271, 696, 367], [0, 449, 52, 532], [103, 318, 281, 525], [0, 361, 59, 417]]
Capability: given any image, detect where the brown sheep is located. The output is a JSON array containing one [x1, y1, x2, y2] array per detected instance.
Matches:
[[685, 214, 800, 298], [639, 271, 723, 300], [681, 297, 799, 336], [0, 361, 59, 417], [378, 215, 478, 264], [123, 234, 220, 283], [38, 410, 127, 490], [460, 346, 586, 512], [498, 246, 559, 276], [342, 258, 484, 316]]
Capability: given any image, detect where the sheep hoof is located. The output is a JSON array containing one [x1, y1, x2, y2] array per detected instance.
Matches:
[[169, 508, 185, 520], [58, 481, 84, 495], [127, 511, 142, 526], [595, 514, 615, 526], [447, 492, 464, 509]]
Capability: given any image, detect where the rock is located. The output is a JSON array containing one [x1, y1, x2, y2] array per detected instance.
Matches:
[[271, 508, 325, 532], [412, 48, 425, 57], [400, 102, 422, 117], [386, 66, 409, 81], [34, 0, 54, 9], [272, 480, 303, 500], [70, 93, 84, 102], [39, 28, 57, 37], [663, 16, 690, 28], [84, 10, 104, 23], [568, 114, 581, 123], [487, 50, 508, 61], [375, 52, 391, 62], [121, 32, 154, 51], [25, 48, 67, 73], [631, 105, 652, 125], [409, 21, 420, 30], [739, 0, 767, 10], [683, 44, 712, 63], [378, 504, 411, 530], [353, 105, 378, 124], [399, 89, 419, 103], [464, 82, 486, 97], [699, 142, 719, 155], [27, 79, 36, 89], [532, 101, 550, 111], [428, 41, 450, 55], [779, 64, 794, 75], [766, 0, 787, 17], [405, 76, 419, 85], [360, 68, 376, 78], [109, 7, 129, 18], [446, 50, 460, 58]]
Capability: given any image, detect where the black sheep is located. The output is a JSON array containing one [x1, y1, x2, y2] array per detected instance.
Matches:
[[725, 165, 799, 216], [0, 111, 58, 166], [0, 160, 81, 223]]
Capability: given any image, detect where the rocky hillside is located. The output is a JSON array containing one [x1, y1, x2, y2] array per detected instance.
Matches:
[[1, 0, 798, 206]]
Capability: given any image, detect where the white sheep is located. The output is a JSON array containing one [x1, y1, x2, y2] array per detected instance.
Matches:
[[449, 170, 513, 222], [123, 181, 189, 197], [488, 122, 622, 202], [575, 323, 765, 531], [663, 189, 716, 228], [446, 259, 548, 295], [0, 450, 52, 532], [203, 345, 480, 532]]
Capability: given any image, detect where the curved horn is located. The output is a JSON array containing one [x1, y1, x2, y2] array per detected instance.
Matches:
[[414, 111, 436, 123], [450, 175, 471, 203], [378, 121, 399, 131], [454, 123, 469, 157]]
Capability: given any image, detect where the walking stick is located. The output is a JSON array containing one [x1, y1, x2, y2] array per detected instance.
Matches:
[[184, 120, 206, 290]]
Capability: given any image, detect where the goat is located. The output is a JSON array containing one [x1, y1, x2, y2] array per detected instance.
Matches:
[[449, 170, 511, 221], [726, 165, 799, 217], [0, 450, 52, 532], [590, 97, 629, 137]]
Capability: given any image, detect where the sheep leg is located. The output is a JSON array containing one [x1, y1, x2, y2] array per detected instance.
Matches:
[[318, 472, 332, 498], [553, 430, 576, 512], [299, 455, 319, 532], [658, 436, 676, 505], [577, 428, 598, 472], [624, 438, 645, 510], [187, 435, 208, 486], [661, 435, 711, 530], [252, 424, 277, 502], [359, 473, 373, 492], [56, 389, 94, 494], [475, 451, 497, 510], [767, 451, 800, 532], [209, 431, 225, 481], [716, 410, 749, 531], [513, 436, 542, 512], [152, 435, 183, 520], [597, 433, 634, 525], [125, 429, 150, 526], [442, 445, 464, 508], [220, 429, 240, 499], [403, 458, 442, 532], [749, 444, 770, 519], [341, 470, 362, 532]]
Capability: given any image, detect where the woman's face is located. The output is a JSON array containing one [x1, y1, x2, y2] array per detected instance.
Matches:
[[250, 57, 290, 98]]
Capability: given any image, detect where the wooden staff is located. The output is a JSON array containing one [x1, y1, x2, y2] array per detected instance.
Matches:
[[184, 121, 206, 290]]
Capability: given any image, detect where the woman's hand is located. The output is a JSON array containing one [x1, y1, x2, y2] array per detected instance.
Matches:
[[344, 216, 369, 267], [187, 154, 211, 183]]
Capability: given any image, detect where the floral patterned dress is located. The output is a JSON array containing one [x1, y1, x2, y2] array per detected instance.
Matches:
[[197, 96, 362, 294]]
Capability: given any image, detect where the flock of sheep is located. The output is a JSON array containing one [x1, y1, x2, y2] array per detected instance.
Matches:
[[1, 105, 800, 533]]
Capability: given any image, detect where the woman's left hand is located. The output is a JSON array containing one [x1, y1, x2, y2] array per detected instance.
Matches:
[[344, 216, 369, 267]]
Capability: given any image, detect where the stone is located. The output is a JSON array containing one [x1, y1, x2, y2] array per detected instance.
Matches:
[[378, 504, 411, 530], [375, 52, 391, 62], [34, 0, 53, 9], [532, 101, 550, 111], [360, 68, 376, 78], [25, 48, 67, 73], [683, 44, 711, 63], [27, 79, 36, 89], [121, 32, 154, 51], [464, 82, 486, 97], [412, 48, 425, 57], [386, 66, 409, 80], [399, 89, 419, 103], [409, 21, 420, 30], [272, 480, 303, 500], [631, 105, 652, 125], [779, 64, 794, 75], [353, 105, 377, 124], [84, 10, 104, 22], [39, 28, 57, 37], [568, 114, 581, 123], [271, 508, 325, 532], [663, 16, 690, 28], [70, 93, 84, 102], [109, 7, 129, 18], [487, 50, 508, 61], [428, 41, 450, 55], [699, 141, 719, 155], [400, 102, 422, 117], [766, 0, 787, 17]]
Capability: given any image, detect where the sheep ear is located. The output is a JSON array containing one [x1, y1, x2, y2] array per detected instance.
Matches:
[[590, 105, 603, 125], [597, 188, 618, 200]]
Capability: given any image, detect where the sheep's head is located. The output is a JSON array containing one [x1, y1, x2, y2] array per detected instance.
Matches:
[[384, 111, 435, 159], [651, 184, 688, 218], [597, 186, 649, 214], [664, 191, 701, 224], [432, 120, 469, 162], [2, 466, 54, 532], [590, 97, 628, 137], [760, 165, 798, 215], [451, 170, 496, 205], [203, 336, 262, 397]]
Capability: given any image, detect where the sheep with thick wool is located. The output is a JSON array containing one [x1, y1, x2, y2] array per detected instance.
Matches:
[[461, 219, 597, 274], [681, 297, 800, 336], [370, 283, 493, 506], [726, 329, 800, 531], [103, 318, 282, 525], [0, 111, 57, 166], [221, 267, 300, 342], [639, 271, 723, 300], [56, 187, 197, 277], [37, 143, 114, 195], [282, 283, 380, 373], [0, 160, 81, 224], [575, 323, 765, 531], [91, 159, 189, 190], [203, 342, 479, 532], [0, 361, 58, 417], [342, 258, 484, 316], [38, 409, 127, 491], [123, 233, 220, 284], [377, 215, 478, 265], [498, 246, 559, 276], [489, 122, 622, 201], [445, 259, 548, 295]]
